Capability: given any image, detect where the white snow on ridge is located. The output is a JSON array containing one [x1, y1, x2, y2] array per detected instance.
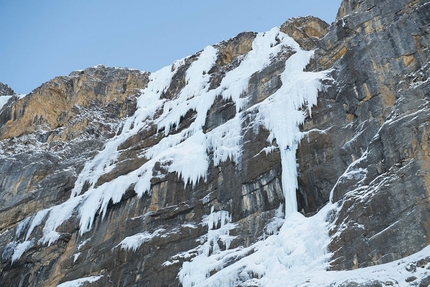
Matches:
[[116, 229, 166, 252], [0, 95, 12, 110], [56, 275, 102, 287], [303, 245, 430, 287], [0, 94, 28, 111]]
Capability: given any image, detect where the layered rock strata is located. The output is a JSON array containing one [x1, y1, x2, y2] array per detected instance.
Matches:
[[297, 0, 430, 271]]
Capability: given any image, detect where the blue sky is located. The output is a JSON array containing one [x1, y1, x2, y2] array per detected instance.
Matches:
[[0, 0, 341, 94]]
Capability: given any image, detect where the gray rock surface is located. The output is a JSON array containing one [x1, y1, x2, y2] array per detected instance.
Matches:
[[298, 0, 430, 272]]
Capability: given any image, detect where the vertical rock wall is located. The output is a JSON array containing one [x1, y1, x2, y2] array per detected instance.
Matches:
[[298, 0, 430, 270]]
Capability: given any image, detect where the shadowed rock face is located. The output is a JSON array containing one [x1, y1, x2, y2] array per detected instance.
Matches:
[[0, 0, 430, 286]]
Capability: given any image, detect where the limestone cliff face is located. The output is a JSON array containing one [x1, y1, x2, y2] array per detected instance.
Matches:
[[0, 66, 149, 141], [1, 0, 430, 286], [297, 0, 430, 272]]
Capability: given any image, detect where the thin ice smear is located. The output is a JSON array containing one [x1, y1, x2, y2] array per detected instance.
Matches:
[[11, 240, 33, 264], [116, 229, 166, 252]]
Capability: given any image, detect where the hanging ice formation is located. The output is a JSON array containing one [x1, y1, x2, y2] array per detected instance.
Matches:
[[175, 29, 331, 286]]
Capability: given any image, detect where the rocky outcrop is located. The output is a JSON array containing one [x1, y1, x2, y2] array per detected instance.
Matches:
[[0, 65, 148, 141], [280, 16, 329, 50], [0, 83, 14, 97]]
